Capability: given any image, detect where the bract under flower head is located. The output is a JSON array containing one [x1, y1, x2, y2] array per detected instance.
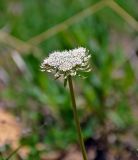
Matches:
[[41, 47, 91, 79]]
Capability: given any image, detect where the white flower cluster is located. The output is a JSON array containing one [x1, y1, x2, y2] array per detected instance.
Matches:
[[41, 47, 91, 79]]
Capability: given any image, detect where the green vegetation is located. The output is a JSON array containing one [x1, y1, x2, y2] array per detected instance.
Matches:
[[0, 0, 138, 159]]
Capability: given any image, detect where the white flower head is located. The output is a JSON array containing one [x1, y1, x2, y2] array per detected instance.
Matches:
[[41, 47, 91, 79]]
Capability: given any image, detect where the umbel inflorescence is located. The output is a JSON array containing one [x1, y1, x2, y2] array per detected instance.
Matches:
[[41, 47, 90, 160], [41, 47, 91, 79]]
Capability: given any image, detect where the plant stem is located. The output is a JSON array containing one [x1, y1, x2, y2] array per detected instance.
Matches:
[[68, 76, 88, 160]]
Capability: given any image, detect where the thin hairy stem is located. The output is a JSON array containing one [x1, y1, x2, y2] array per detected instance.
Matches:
[[68, 76, 88, 160]]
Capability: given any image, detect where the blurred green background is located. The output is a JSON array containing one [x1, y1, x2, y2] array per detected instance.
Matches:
[[0, 0, 138, 159]]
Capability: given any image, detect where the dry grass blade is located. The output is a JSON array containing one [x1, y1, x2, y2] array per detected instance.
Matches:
[[0, 31, 43, 56], [0, 0, 137, 57], [0, 31, 31, 53], [106, 0, 138, 31], [28, 1, 106, 45], [5, 145, 22, 160]]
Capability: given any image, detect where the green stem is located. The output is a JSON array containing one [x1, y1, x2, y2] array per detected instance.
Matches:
[[68, 76, 88, 160]]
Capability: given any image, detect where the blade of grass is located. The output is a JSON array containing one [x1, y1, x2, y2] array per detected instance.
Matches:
[[28, 0, 106, 45], [106, 0, 138, 31], [5, 145, 22, 160]]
